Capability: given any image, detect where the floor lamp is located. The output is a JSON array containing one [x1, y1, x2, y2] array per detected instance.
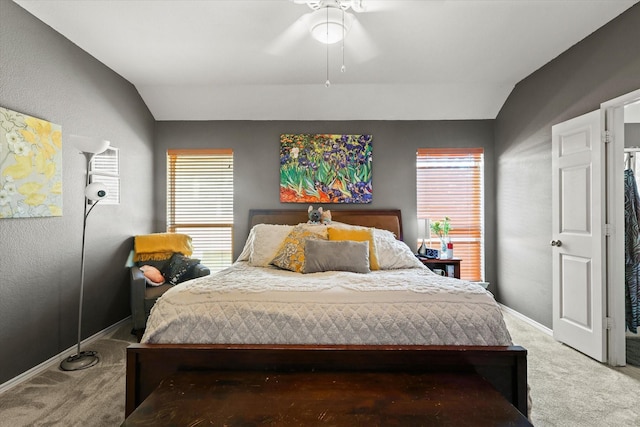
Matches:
[[60, 135, 110, 371]]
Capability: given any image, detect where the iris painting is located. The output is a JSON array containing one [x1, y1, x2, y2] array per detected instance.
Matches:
[[280, 134, 372, 204]]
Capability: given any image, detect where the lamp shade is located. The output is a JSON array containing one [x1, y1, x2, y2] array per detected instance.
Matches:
[[417, 219, 425, 239], [70, 134, 110, 155], [85, 182, 108, 201], [418, 217, 430, 240], [308, 7, 353, 44]]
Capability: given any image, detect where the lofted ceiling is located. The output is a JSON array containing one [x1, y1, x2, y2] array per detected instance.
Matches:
[[13, 0, 640, 121]]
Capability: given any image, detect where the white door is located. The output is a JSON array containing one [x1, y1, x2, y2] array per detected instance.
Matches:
[[552, 110, 607, 362]]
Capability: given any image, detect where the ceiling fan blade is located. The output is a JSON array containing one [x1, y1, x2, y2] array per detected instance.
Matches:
[[356, 1, 402, 13], [290, 0, 400, 13], [264, 17, 309, 56]]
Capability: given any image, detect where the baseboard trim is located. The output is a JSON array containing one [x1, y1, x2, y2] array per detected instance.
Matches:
[[0, 316, 131, 395], [499, 303, 553, 336]]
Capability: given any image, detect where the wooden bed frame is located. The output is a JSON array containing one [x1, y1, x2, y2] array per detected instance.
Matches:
[[248, 208, 404, 240], [125, 209, 527, 417]]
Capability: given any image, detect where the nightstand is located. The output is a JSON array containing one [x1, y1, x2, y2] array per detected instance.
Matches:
[[419, 258, 461, 279]]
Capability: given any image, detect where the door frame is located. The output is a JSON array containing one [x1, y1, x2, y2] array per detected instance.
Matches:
[[602, 88, 640, 366]]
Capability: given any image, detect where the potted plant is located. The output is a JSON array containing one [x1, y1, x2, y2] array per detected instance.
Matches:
[[430, 217, 452, 256]]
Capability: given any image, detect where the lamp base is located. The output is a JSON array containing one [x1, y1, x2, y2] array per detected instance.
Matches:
[[417, 241, 427, 256], [60, 350, 99, 371]]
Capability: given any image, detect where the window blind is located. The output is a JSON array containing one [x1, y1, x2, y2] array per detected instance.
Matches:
[[167, 149, 233, 272], [416, 148, 484, 281]]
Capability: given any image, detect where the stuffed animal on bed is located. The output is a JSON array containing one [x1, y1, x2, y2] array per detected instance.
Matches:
[[308, 205, 332, 225], [308, 205, 323, 224], [321, 209, 332, 224]]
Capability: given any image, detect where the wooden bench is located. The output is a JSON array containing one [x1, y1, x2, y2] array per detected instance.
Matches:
[[123, 369, 531, 426], [125, 344, 528, 417]]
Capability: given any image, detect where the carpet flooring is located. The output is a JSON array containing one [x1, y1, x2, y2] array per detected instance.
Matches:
[[1, 312, 640, 426], [0, 323, 136, 427], [503, 313, 640, 426]]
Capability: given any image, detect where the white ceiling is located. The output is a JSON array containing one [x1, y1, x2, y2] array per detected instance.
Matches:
[[13, 0, 640, 121]]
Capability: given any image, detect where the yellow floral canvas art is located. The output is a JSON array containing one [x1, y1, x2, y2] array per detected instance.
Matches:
[[0, 107, 62, 218]]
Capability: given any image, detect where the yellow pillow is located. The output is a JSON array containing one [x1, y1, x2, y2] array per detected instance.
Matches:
[[327, 226, 379, 270], [271, 225, 328, 273]]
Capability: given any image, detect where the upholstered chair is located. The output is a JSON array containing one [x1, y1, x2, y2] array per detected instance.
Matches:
[[130, 233, 209, 339]]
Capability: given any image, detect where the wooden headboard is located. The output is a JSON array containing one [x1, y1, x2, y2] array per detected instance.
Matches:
[[248, 209, 403, 240]]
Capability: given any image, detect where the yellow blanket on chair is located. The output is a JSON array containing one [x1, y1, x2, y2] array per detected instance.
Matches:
[[134, 233, 193, 262]]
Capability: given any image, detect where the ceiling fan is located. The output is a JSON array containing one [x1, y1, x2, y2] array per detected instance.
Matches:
[[292, 0, 368, 13], [266, 0, 390, 65], [294, 0, 359, 44]]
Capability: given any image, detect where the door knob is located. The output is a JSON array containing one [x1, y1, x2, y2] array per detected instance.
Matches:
[[550, 240, 562, 247]]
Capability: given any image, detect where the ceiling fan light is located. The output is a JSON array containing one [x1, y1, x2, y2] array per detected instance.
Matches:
[[308, 7, 353, 44]]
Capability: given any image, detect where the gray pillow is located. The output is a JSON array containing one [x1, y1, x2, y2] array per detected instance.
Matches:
[[304, 239, 370, 274]]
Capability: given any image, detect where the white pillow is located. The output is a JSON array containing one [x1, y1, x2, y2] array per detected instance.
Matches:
[[236, 226, 256, 262], [248, 224, 294, 267], [374, 228, 424, 269]]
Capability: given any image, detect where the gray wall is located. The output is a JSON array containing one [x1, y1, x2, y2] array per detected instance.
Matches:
[[0, 1, 155, 383], [495, 4, 640, 328], [626, 123, 640, 146], [154, 119, 497, 282]]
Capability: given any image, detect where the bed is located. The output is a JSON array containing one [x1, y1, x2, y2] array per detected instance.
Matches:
[[125, 209, 527, 418]]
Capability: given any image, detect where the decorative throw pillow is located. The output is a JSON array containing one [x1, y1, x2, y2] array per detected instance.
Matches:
[[139, 265, 165, 286], [304, 239, 370, 274], [161, 253, 201, 286], [327, 226, 380, 270], [271, 224, 328, 273]]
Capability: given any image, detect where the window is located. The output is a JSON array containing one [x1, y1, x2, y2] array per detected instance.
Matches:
[[167, 149, 233, 272], [417, 148, 484, 281], [89, 146, 119, 205]]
